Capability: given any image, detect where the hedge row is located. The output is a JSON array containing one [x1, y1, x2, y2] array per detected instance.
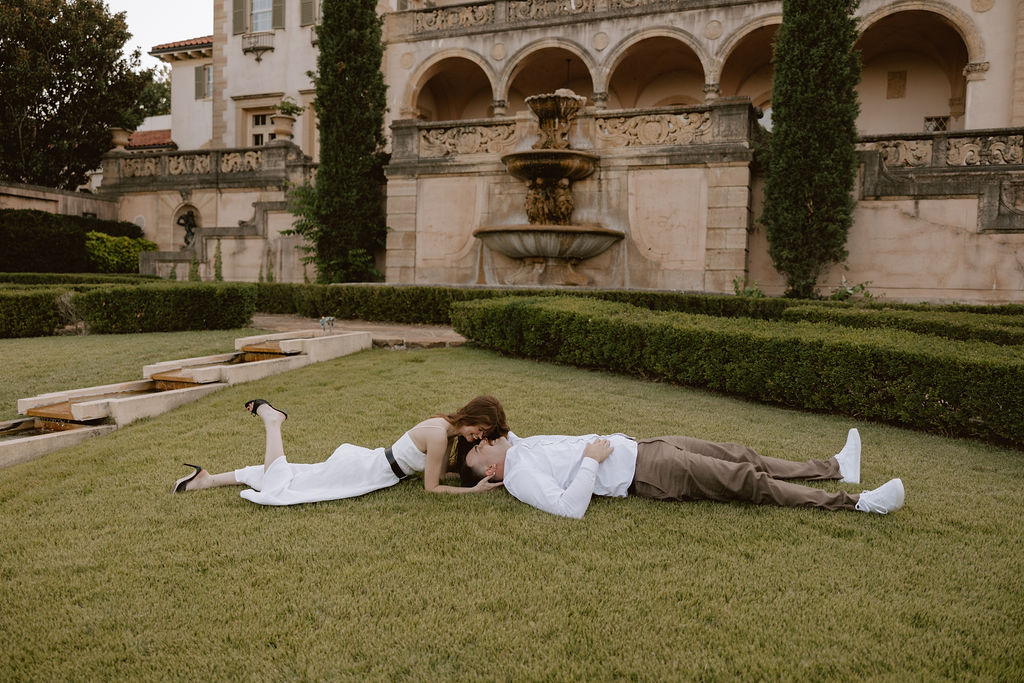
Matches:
[[450, 296, 1024, 449], [0, 283, 256, 337], [0, 288, 65, 338], [782, 305, 1024, 345], [0, 210, 145, 273], [73, 283, 256, 334], [0, 273, 160, 285], [254, 283, 1024, 343]]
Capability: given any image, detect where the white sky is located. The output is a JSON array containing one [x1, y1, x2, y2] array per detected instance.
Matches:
[[104, 0, 214, 72]]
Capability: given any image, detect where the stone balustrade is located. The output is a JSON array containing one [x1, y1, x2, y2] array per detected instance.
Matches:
[[99, 141, 315, 192], [391, 99, 758, 167], [858, 129, 1024, 169]]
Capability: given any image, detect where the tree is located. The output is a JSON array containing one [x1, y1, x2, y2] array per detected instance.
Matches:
[[288, 0, 387, 282], [138, 64, 171, 118], [0, 0, 153, 190], [759, 0, 861, 298]]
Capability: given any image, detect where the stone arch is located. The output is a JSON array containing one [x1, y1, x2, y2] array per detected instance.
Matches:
[[403, 49, 497, 121], [856, 1, 984, 63], [602, 27, 710, 108], [716, 15, 782, 108], [855, 4, 975, 133], [498, 39, 597, 113]]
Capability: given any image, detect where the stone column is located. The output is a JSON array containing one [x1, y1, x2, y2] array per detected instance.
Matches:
[[962, 61, 990, 129]]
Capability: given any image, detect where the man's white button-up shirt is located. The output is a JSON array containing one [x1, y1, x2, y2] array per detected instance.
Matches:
[[503, 434, 638, 519]]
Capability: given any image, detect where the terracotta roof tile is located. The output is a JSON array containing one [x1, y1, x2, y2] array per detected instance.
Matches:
[[127, 129, 176, 150], [150, 35, 214, 53]]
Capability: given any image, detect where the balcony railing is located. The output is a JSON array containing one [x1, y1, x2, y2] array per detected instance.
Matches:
[[242, 31, 275, 62]]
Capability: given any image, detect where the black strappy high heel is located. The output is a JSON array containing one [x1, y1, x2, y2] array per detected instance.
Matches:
[[171, 463, 203, 493], [244, 399, 288, 420]]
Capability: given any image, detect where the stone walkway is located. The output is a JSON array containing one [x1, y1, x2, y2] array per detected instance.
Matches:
[[251, 313, 465, 349]]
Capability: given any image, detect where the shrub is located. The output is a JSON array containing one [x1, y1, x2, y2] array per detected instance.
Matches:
[[0, 209, 144, 273], [84, 231, 158, 273], [72, 283, 256, 334], [451, 296, 1024, 448]]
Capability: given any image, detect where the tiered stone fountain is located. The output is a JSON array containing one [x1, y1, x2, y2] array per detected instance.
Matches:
[[474, 89, 623, 285]]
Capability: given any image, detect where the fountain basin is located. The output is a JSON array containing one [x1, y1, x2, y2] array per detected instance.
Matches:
[[474, 224, 624, 260], [501, 149, 599, 182]]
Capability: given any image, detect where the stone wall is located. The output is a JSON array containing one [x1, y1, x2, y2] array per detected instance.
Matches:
[[0, 182, 119, 221]]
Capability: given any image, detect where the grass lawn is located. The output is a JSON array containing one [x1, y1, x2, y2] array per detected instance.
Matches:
[[1, 334, 1022, 680]]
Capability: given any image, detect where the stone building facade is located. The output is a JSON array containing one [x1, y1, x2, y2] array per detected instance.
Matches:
[[89, 0, 1024, 301]]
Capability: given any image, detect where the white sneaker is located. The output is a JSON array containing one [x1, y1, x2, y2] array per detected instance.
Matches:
[[835, 428, 861, 484], [855, 478, 905, 514]]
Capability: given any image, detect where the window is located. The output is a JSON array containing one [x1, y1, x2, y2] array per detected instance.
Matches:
[[249, 110, 276, 146], [252, 0, 272, 32], [924, 116, 949, 133], [233, 0, 285, 35], [194, 65, 213, 100]]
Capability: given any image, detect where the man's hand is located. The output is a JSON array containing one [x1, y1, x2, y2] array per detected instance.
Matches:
[[583, 438, 613, 463]]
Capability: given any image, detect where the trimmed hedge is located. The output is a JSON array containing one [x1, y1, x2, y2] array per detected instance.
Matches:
[[0, 273, 160, 285], [254, 282, 1023, 331], [71, 283, 256, 334], [451, 296, 1024, 449], [0, 288, 64, 338], [0, 209, 145, 273], [782, 305, 1024, 345]]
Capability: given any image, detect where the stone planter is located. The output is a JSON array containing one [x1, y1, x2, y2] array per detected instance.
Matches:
[[109, 127, 131, 151], [270, 114, 296, 140]]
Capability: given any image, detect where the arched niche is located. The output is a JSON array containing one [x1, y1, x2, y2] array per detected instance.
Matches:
[[172, 205, 201, 250], [604, 32, 707, 109], [718, 22, 780, 118], [855, 9, 970, 134], [407, 53, 496, 121], [502, 41, 596, 114]]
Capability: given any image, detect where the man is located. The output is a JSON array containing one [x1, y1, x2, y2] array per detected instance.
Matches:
[[464, 428, 904, 519]]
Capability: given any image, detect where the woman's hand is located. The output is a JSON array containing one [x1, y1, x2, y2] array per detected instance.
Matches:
[[471, 475, 504, 492]]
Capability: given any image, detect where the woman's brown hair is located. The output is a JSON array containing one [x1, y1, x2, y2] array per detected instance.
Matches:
[[438, 395, 509, 441]]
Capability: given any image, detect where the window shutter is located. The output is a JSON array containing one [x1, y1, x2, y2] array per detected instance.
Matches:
[[301, 0, 315, 26], [272, 0, 285, 29], [233, 0, 246, 34], [195, 65, 205, 99]]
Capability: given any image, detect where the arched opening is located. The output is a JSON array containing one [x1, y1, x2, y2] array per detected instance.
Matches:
[[412, 57, 493, 121], [506, 47, 594, 114], [855, 10, 969, 134], [719, 24, 779, 128], [606, 36, 704, 109]]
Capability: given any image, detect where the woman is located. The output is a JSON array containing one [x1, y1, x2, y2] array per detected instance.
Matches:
[[171, 395, 508, 505]]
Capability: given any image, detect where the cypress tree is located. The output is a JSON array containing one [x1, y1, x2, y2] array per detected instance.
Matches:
[[760, 0, 861, 298], [289, 0, 387, 282]]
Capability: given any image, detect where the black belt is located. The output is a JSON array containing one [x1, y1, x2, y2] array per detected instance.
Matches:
[[384, 447, 409, 480]]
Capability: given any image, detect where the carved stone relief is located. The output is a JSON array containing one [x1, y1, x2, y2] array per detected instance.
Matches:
[[506, 0, 594, 23], [419, 124, 517, 157], [414, 3, 494, 32], [947, 136, 1024, 166], [596, 112, 711, 147]]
